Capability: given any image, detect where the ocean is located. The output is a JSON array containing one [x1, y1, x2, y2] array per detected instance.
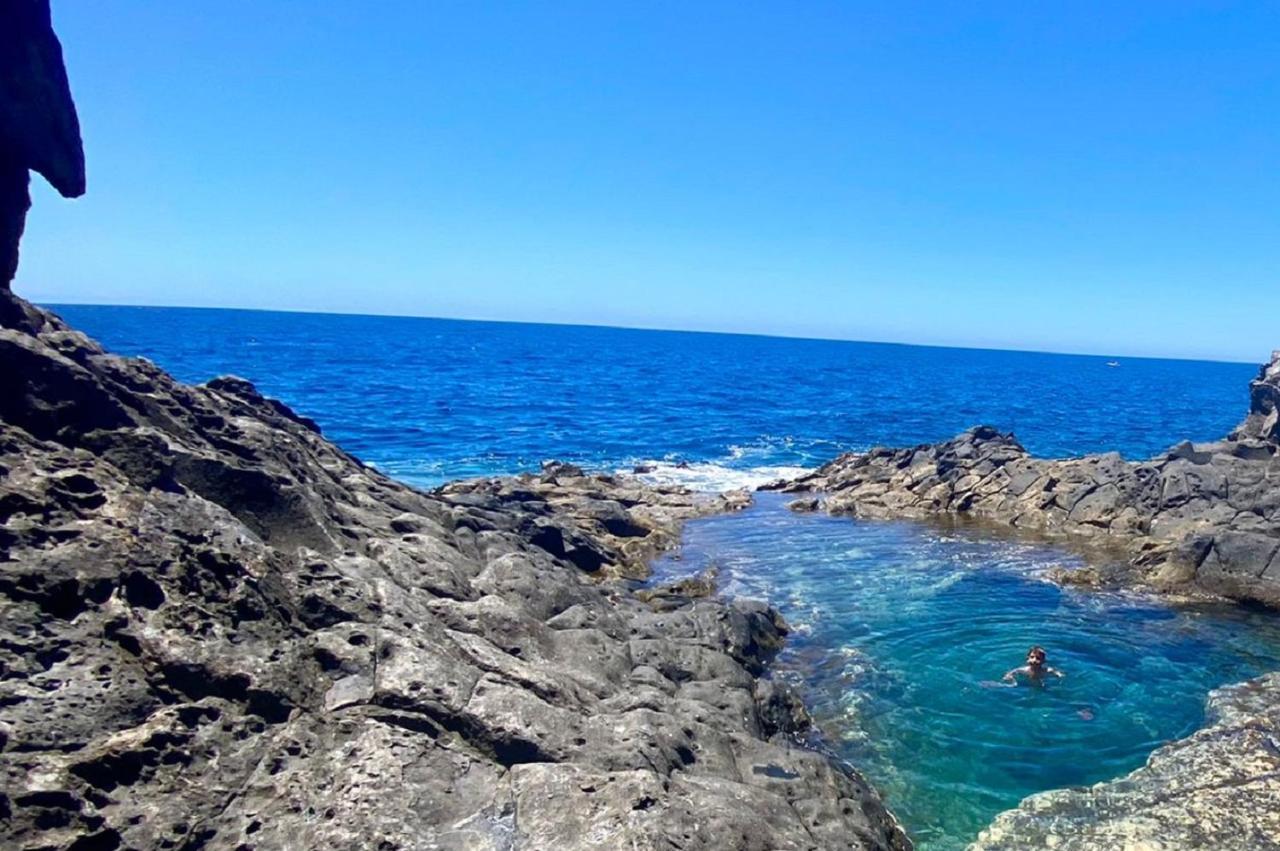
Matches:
[[50, 304, 1256, 490]]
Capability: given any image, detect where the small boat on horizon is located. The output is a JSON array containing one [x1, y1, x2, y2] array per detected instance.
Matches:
[[1106, 361, 1120, 367]]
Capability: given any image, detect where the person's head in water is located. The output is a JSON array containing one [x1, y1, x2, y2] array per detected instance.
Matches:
[[1002, 645, 1064, 684]]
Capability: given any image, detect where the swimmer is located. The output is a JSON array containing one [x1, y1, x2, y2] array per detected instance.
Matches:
[[1001, 645, 1065, 686]]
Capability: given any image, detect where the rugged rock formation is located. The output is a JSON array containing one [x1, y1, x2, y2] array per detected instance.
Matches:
[[970, 673, 1280, 851], [774, 350, 1280, 607], [1235, 350, 1280, 444], [0, 291, 909, 851], [0, 0, 86, 289], [437, 464, 751, 581]]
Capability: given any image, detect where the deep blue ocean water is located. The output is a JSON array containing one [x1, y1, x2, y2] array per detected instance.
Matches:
[[51, 305, 1256, 490], [49, 304, 1279, 849]]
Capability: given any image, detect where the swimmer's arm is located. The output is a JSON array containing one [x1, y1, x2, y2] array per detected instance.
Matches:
[[1048, 667, 1065, 678], [1001, 668, 1022, 684]]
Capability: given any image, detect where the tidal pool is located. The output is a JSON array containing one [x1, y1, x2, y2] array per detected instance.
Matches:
[[651, 493, 1280, 851]]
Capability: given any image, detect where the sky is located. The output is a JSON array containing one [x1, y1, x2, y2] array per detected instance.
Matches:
[[19, 1, 1280, 361]]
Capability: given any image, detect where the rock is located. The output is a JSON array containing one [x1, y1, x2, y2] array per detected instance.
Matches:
[[1166, 439, 1213, 464], [0, 0, 85, 290], [636, 566, 721, 609], [437, 467, 750, 580], [539, 458, 584, 480], [1233, 350, 1280, 444], [785, 355, 1280, 607], [971, 673, 1280, 851], [0, 294, 908, 851], [788, 496, 822, 512]]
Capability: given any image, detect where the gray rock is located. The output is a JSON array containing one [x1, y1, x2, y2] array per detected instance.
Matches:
[[1234, 350, 1280, 443]]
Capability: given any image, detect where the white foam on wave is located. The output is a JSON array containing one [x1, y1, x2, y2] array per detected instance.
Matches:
[[620, 459, 814, 493]]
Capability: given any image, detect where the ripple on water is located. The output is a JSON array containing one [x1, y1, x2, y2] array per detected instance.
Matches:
[[650, 494, 1280, 851]]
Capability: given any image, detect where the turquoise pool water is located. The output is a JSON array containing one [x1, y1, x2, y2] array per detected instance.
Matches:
[[651, 494, 1280, 850]]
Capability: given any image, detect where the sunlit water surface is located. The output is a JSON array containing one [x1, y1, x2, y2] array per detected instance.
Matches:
[[652, 495, 1280, 851]]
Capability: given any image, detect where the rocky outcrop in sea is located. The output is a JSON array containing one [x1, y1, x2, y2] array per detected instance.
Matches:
[[0, 290, 909, 850], [774, 351, 1280, 608]]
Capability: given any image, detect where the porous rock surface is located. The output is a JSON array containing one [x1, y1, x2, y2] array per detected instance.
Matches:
[[1236, 350, 1280, 444], [775, 350, 1280, 607], [970, 673, 1280, 851], [0, 291, 908, 850], [0, 0, 86, 289]]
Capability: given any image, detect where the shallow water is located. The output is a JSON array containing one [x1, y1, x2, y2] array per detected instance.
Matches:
[[652, 494, 1280, 851], [50, 305, 1255, 489]]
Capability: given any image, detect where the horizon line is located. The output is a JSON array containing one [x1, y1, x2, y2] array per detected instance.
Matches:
[[39, 297, 1260, 367]]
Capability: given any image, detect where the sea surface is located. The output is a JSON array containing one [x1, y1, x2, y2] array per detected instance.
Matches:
[[50, 304, 1278, 850], [52, 305, 1256, 490]]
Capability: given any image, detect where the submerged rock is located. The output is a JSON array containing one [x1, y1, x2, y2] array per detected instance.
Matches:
[[0, 292, 909, 850], [788, 496, 822, 513], [970, 673, 1280, 851], [781, 350, 1280, 608]]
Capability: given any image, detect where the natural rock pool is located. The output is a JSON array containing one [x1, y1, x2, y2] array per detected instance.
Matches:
[[651, 493, 1280, 851]]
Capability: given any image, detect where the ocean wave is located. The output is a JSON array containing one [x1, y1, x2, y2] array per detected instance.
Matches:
[[619, 459, 813, 492]]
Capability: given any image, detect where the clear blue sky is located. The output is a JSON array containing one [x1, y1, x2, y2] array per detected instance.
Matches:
[[20, 2, 1280, 361]]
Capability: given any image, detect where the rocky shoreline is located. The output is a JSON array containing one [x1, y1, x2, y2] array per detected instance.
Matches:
[[2, 12, 908, 848], [0, 291, 908, 851]]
